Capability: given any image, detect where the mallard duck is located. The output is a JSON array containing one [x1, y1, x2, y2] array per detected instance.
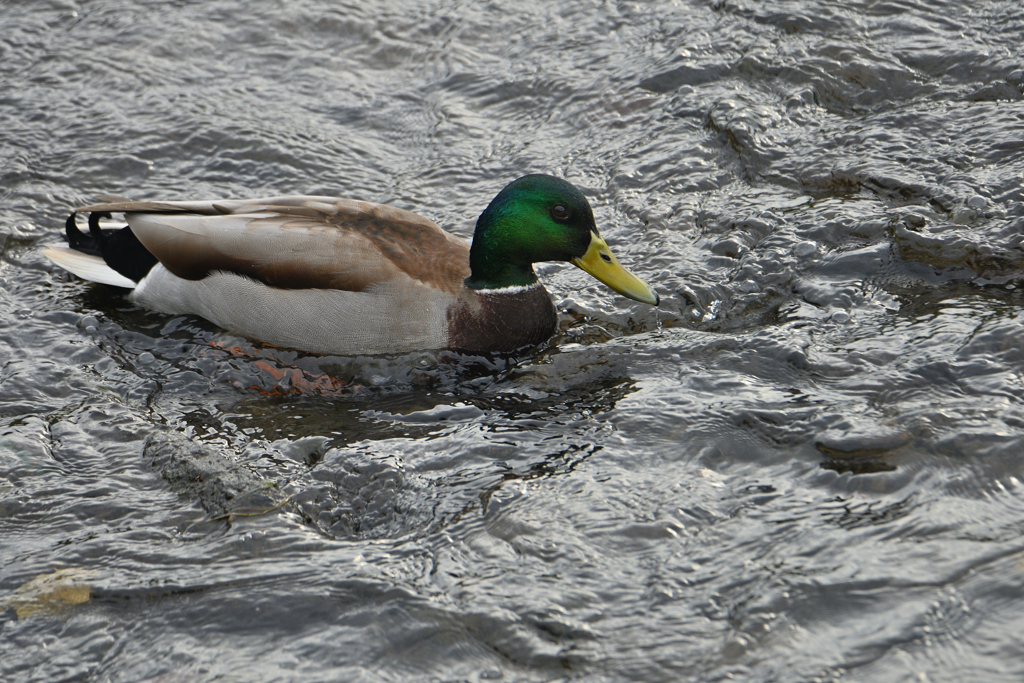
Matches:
[[43, 174, 658, 355]]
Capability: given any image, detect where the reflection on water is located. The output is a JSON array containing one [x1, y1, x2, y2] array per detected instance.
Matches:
[[3, 0, 1024, 680]]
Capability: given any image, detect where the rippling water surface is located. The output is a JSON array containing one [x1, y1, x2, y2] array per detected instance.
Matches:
[[3, 0, 1024, 680]]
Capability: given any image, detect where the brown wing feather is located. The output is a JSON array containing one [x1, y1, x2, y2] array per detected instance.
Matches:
[[78, 199, 227, 214], [320, 204, 471, 294]]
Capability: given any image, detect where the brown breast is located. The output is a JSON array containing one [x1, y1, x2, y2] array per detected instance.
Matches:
[[446, 284, 558, 353]]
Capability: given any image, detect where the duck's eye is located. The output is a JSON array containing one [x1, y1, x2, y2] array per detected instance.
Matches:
[[550, 204, 570, 221]]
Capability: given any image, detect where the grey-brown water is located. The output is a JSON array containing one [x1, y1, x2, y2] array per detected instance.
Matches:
[[3, 0, 1024, 680]]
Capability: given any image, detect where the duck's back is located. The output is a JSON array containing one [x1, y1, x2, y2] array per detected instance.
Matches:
[[84, 195, 472, 293]]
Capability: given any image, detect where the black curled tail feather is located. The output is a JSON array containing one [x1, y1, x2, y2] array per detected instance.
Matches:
[[65, 212, 102, 256], [65, 211, 159, 283], [88, 211, 112, 242]]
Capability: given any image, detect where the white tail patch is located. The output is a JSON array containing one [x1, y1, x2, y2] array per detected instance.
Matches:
[[42, 244, 137, 289]]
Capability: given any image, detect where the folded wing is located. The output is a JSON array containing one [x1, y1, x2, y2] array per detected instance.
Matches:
[[76, 195, 471, 293]]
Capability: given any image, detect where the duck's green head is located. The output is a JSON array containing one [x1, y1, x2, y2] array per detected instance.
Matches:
[[466, 174, 659, 305]]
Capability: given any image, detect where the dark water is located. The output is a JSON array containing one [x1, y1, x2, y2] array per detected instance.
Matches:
[[3, 0, 1024, 680]]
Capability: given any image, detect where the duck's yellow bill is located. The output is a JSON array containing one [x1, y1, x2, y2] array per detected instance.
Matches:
[[571, 233, 659, 306]]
